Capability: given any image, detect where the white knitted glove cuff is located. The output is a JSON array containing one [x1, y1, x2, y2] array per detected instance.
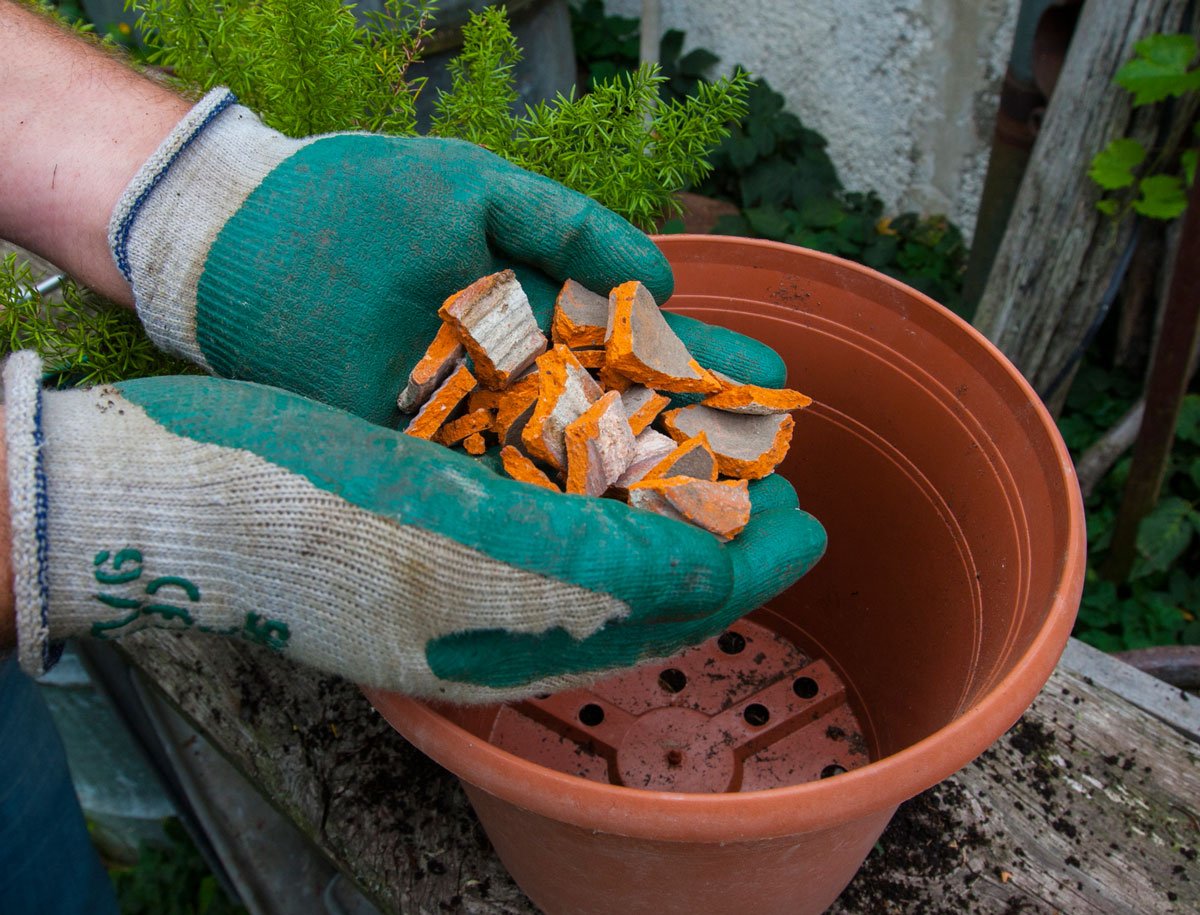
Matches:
[[3, 352, 56, 677], [107, 89, 312, 369]]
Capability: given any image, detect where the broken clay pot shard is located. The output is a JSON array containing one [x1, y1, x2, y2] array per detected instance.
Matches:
[[564, 390, 636, 497], [702, 384, 813, 415], [439, 269, 548, 391], [643, 432, 719, 483], [435, 408, 494, 447], [662, 404, 795, 480], [396, 322, 465, 413], [499, 446, 561, 492], [627, 476, 751, 541], [605, 280, 721, 394], [552, 279, 609, 348], [619, 385, 672, 436], [612, 427, 678, 490], [404, 363, 478, 440], [522, 344, 604, 471], [492, 372, 541, 447]]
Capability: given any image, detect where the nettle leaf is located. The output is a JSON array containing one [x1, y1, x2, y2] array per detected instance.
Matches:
[[1136, 496, 1196, 572], [1133, 174, 1189, 219], [1089, 138, 1145, 189], [1096, 198, 1120, 216], [1116, 33, 1200, 106]]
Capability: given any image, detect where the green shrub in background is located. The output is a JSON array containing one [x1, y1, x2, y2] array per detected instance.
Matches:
[[0, 254, 191, 385], [131, 0, 749, 231]]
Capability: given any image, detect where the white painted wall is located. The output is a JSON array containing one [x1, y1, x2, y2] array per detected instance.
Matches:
[[603, 0, 1020, 239]]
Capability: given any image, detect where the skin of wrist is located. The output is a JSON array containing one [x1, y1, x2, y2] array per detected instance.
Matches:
[[0, 1, 189, 305]]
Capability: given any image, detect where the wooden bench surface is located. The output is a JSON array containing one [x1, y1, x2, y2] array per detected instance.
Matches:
[[118, 631, 1200, 914]]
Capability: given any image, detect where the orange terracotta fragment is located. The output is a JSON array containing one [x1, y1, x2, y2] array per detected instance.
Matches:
[[552, 280, 609, 347], [605, 281, 721, 394], [396, 322, 465, 413], [702, 384, 813, 415], [439, 269, 547, 391], [662, 404, 795, 480], [492, 373, 541, 446], [435, 409, 494, 447], [499, 446, 561, 492], [597, 363, 635, 392], [627, 476, 751, 541], [612, 428, 678, 491], [564, 390, 636, 497], [468, 388, 503, 413], [643, 432, 718, 482], [404, 363, 477, 441], [570, 347, 607, 370], [619, 385, 671, 435], [522, 345, 603, 470], [462, 433, 487, 456]]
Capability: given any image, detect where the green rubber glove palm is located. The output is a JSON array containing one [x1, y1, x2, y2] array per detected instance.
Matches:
[[4, 354, 825, 701], [109, 90, 784, 425]]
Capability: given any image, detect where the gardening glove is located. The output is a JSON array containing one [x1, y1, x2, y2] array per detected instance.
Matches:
[[4, 353, 825, 702], [109, 89, 786, 426]]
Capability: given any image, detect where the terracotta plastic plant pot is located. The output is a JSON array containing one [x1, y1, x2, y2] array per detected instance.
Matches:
[[365, 236, 1087, 915]]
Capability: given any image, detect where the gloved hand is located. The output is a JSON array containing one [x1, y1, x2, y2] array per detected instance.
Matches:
[[109, 89, 785, 425], [4, 353, 825, 702]]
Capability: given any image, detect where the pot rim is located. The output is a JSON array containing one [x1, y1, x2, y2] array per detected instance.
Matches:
[[364, 236, 1087, 844]]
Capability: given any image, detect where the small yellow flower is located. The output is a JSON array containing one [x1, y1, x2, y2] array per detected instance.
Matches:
[[875, 216, 897, 236], [117, 22, 132, 36]]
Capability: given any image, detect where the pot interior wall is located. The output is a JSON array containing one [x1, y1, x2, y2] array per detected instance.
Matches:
[[437, 239, 1075, 765], [663, 239, 1074, 758]]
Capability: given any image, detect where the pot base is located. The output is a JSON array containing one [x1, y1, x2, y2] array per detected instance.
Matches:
[[489, 615, 870, 792]]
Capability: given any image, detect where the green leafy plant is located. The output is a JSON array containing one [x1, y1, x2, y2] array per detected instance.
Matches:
[[130, 1, 748, 230], [0, 255, 192, 386], [428, 8, 749, 229], [1089, 33, 1200, 220], [107, 817, 246, 915], [1058, 360, 1200, 651], [133, 0, 435, 137]]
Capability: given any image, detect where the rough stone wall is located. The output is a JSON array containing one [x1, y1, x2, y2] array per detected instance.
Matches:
[[604, 0, 1020, 239]]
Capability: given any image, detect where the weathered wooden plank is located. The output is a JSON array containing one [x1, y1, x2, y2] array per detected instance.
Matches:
[[120, 631, 1199, 914], [119, 630, 534, 914], [972, 0, 1199, 397], [831, 658, 1200, 914]]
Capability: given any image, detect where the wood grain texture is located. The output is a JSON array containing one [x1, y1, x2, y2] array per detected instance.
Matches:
[[972, 0, 1199, 395], [120, 631, 1199, 914]]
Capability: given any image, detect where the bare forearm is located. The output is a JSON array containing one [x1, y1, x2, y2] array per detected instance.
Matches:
[[0, 1, 189, 304]]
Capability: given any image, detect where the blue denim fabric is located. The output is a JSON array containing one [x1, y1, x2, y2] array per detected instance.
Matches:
[[0, 655, 120, 914]]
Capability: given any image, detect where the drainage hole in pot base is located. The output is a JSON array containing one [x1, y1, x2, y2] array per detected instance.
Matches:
[[490, 618, 870, 792]]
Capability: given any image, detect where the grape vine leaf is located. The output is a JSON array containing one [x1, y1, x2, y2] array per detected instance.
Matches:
[[1133, 174, 1189, 219], [1088, 137, 1145, 189], [1115, 33, 1200, 106]]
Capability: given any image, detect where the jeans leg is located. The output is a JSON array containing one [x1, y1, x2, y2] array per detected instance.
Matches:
[[0, 655, 120, 915]]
